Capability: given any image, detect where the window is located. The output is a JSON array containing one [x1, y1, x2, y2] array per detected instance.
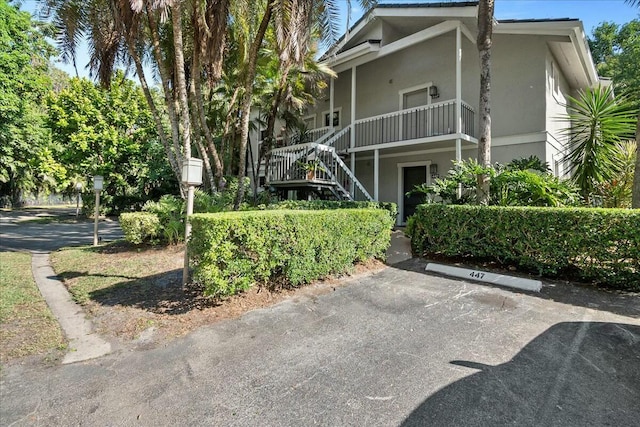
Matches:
[[551, 61, 564, 102], [323, 109, 341, 127]]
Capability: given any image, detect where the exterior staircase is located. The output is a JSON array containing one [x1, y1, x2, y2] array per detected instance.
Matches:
[[266, 130, 372, 201]]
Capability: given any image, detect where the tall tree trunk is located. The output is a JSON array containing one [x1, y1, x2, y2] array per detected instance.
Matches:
[[632, 113, 640, 208], [145, 3, 186, 194], [476, 0, 494, 205], [234, 4, 273, 209], [189, 57, 216, 191], [192, 46, 225, 188], [170, 2, 192, 158], [117, 20, 182, 189]]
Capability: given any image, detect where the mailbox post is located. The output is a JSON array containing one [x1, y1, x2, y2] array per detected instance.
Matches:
[[181, 158, 203, 285], [75, 182, 83, 219], [93, 176, 103, 246]]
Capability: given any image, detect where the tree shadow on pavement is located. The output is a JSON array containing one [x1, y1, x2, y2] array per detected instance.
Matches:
[[392, 258, 640, 319], [401, 321, 640, 427]]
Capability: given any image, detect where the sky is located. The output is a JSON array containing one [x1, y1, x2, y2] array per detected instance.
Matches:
[[18, 0, 639, 79]]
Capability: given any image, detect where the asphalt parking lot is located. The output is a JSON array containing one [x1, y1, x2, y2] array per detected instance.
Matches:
[[1, 257, 638, 426]]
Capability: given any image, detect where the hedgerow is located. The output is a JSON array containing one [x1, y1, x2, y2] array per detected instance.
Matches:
[[189, 209, 394, 297], [119, 212, 161, 244], [263, 200, 398, 222], [406, 204, 639, 290]]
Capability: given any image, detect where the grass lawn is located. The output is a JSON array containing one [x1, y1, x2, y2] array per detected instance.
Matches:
[[0, 252, 66, 364]]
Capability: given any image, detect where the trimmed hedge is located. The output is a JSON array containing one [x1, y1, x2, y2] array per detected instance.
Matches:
[[120, 212, 161, 244], [407, 204, 640, 290], [264, 200, 398, 222], [189, 209, 394, 297]]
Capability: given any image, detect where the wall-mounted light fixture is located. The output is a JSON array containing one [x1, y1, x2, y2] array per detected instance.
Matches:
[[429, 85, 439, 99]]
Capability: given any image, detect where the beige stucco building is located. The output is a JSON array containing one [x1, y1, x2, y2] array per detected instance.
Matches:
[[251, 2, 605, 224]]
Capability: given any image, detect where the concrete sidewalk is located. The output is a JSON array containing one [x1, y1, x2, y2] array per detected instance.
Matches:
[[1, 209, 119, 363]]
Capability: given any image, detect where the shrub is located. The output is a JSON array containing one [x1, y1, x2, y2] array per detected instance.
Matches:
[[409, 158, 581, 207], [142, 195, 184, 244], [120, 212, 161, 244], [264, 200, 398, 222], [406, 204, 640, 290], [189, 209, 394, 297]]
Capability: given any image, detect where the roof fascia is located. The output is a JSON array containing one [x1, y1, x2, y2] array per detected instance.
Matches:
[[329, 5, 478, 56], [326, 20, 475, 72], [374, 6, 477, 19]]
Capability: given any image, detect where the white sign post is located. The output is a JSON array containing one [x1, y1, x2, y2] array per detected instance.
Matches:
[[75, 182, 83, 219], [93, 176, 103, 246], [181, 158, 203, 285]]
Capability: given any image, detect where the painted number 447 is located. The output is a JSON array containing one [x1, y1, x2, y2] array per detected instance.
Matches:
[[470, 271, 485, 280]]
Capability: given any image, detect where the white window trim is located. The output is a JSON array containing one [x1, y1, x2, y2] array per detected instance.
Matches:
[[551, 61, 565, 104], [397, 161, 431, 226], [398, 82, 434, 140], [321, 107, 342, 128], [398, 81, 434, 111], [302, 114, 317, 130]]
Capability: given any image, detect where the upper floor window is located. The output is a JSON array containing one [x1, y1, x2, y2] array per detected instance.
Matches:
[[551, 61, 565, 103], [323, 109, 341, 127]]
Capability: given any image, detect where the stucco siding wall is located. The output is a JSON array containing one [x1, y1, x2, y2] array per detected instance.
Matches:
[[355, 34, 458, 119], [491, 34, 547, 137], [492, 141, 546, 166]]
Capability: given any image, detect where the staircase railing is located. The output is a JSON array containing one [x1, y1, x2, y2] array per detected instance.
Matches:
[[267, 142, 373, 201], [321, 125, 352, 152]]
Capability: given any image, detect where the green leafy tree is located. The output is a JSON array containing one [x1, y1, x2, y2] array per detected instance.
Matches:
[[560, 85, 637, 204], [589, 14, 640, 207], [0, 1, 61, 205], [46, 72, 177, 214]]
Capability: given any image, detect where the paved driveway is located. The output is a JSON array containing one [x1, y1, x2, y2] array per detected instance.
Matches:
[[1, 258, 638, 426], [0, 209, 123, 252]]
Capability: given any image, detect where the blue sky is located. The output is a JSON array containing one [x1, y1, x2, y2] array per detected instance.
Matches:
[[19, 0, 639, 79]]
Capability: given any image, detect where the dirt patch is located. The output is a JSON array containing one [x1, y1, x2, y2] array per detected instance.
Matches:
[[54, 244, 386, 350]]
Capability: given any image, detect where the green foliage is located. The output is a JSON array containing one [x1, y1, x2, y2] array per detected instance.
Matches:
[[141, 195, 184, 244], [410, 158, 580, 207], [119, 212, 161, 245], [596, 140, 637, 208], [560, 85, 637, 203], [264, 199, 398, 222], [194, 177, 249, 212], [589, 19, 640, 107], [189, 209, 394, 297], [47, 72, 178, 214], [407, 204, 640, 290], [0, 2, 62, 204]]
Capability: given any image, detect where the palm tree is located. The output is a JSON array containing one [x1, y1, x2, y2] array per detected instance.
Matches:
[[560, 85, 637, 204], [476, 0, 494, 204], [232, 0, 375, 209], [626, 0, 640, 208]]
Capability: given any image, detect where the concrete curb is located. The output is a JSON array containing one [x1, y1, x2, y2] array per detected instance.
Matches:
[[426, 262, 543, 292], [31, 253, 112, 364]]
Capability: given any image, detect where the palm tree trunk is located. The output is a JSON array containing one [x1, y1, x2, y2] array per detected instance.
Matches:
[[189, 57, 216, 191], [145, 3, 185, 192], [192, 44, 225, 188], [632, 113, 640, 208], [128, 44, 182, 188], [476, 0, 494, 205], [234, 3, 273, 209], [170, 2, 192, 158]]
